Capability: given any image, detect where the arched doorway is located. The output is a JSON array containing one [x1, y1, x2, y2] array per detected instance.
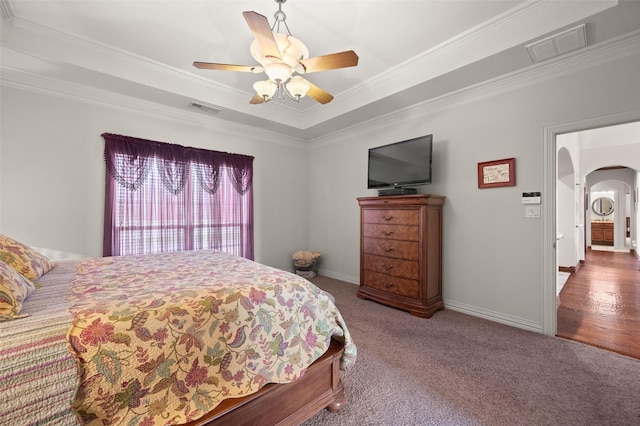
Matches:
[[542, 110, 640, 338], [556, 147, 578, 296], [549, 119, 640, 358], [586, 172, 634, 252]]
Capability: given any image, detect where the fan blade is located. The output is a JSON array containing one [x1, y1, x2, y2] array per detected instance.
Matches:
[[299, 51, 359, 74], [249, 93, 266, 105], [193, 62, 261, 73], [304, 79, 334, 104], [243, 11, 281, 60]]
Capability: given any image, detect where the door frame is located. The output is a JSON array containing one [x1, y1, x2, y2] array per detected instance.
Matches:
[[542, 108, 640, 337]]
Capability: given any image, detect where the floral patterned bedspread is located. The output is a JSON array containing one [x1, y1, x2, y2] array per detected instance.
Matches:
[[66, 250, 356, 425]]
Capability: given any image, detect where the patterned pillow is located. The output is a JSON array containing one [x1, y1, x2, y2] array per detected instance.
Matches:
[[0, 260, 37, 320], [0, 234, 53, 281]]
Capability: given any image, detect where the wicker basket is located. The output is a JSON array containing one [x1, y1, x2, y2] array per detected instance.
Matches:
[[295, 270, 317, 279], [294, 259, 316, 270]]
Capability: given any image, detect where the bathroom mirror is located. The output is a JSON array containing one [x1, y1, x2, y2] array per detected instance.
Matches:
[[592, 197, 614, 216]]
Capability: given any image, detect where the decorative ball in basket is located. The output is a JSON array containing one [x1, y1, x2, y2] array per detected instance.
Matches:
[[292, 250, 321, 279]]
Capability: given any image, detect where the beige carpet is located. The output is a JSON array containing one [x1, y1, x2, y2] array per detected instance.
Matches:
[[303, 275, 640, 426]]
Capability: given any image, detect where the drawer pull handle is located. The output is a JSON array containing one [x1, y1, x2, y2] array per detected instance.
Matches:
[[381, 263, 394, 270], [382, 230, 394, 236], [381, 246, 394, 252], [382, 215, 394, 221], [383, 282, 395, 289]]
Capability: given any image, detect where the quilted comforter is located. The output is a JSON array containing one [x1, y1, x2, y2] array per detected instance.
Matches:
[[67, 250, 356, 425], [0, 260, 80, 425]]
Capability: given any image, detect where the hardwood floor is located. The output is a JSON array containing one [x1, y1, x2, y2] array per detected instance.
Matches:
[[557, 248, 640, 359]]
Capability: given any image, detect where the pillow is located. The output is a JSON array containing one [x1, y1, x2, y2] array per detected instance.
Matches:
[[0, 234, 53, 281], [0, 260, 36, 320]]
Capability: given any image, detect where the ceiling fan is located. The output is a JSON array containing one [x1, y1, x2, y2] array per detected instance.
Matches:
[[193, 0, 358, 105]]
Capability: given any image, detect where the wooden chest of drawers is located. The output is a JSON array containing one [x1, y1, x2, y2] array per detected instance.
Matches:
[[357, 194, 445, 318]]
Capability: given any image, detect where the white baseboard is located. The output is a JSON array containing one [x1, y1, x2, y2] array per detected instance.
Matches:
[[317, 269, 359, 285], [318, 270, 544, 333], [442, 300, 543, 333]]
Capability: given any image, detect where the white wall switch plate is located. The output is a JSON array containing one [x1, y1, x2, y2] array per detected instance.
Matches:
[[525, 205, 541, 218]]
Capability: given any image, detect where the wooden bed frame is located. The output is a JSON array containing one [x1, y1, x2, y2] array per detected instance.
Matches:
[[184, 339, 345, 426]]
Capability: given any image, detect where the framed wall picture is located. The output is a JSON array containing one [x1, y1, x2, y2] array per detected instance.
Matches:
[[478, 158, 516, 189]]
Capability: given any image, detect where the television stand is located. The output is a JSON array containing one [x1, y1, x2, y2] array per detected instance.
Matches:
[[377, 187, 417, 196]]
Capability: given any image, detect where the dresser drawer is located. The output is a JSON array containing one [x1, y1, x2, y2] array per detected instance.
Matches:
[[363, 237, 419, 260], [363, 208, 419, 225], [363, 270, 419, 299], [363, 254, 418, 280], [363, 224, 419, 241]]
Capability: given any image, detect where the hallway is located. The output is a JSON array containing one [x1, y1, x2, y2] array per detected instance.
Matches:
[[557, 249, 640, 359]]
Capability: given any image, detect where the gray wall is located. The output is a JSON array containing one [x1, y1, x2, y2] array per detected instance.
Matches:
[[307, 47, 640, 331], [0, 86, 309, 271]]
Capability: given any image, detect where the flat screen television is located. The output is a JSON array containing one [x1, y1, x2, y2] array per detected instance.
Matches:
[[367, 134, 433, 190]]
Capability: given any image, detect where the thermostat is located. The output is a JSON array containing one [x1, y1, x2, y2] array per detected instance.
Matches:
[[522, 192, 541, 204]]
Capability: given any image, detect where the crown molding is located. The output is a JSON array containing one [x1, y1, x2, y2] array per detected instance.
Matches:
[[331, 0, 618, 119], [309, 30, 640, 149], [3, 26, 639, 150], [5, 14, 246, 99], [2, 8, 311, 128], [1, 0, 618, 132], [0, 0, 14, 21], [0, 66, 306, 149]]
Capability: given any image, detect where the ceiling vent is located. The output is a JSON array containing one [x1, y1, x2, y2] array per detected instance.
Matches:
[[525, 24, 587, 63], [188, 102, 221, 115]]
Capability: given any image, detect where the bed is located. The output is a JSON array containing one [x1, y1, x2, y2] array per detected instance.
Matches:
[[0, 239, 356, 426]]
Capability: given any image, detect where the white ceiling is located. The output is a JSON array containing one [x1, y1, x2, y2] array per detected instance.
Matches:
[[1, 0, 639, 141]]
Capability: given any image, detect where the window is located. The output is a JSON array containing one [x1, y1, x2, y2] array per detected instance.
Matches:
[[103, 133, 254, 259]]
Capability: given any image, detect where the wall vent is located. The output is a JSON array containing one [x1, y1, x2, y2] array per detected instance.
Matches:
[[188, 102, 221, 115], [525, 24, 587, 63]]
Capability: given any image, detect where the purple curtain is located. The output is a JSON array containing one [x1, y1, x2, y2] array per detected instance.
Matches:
[[103, 133, 254, 259]]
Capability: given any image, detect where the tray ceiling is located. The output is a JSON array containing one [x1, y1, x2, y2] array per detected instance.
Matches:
[[1, 0, 637, 140]]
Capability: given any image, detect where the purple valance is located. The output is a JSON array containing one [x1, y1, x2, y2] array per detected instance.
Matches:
[[103, 133, 254, 196]]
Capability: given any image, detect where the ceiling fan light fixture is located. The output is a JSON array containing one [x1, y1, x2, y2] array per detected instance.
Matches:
[[194, 0, 358, 106], [286, 76, 310, 100], [253, 79, 277, 101], [250, 34, 308, 68], [264, 62, 292, 84], [278, 34, 309, 67]]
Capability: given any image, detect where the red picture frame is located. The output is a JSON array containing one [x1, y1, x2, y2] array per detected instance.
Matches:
[[478, 158, 516, 189]]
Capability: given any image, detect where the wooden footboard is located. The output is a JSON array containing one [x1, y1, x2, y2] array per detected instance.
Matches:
[[184, 339, 345, 426]]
